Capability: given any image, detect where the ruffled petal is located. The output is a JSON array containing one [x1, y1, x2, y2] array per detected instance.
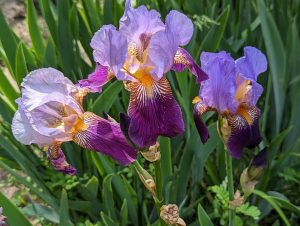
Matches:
[[91, 25, 128, 77], [172, 48, 208, 84], [193, 100, 210, 143], [77, 64, 111, 93], [21, 68, 75, 111], [226, 105, 262, 159], [119, 0, 164, 48], [47, 143, 77, 175], [235, 46, 267, 81], [12, 105, 54, 146], [165, 10, 193, 46], [73, 112, 137, 165], [127, 77, 184, 147], [199, 52, 237, 113]]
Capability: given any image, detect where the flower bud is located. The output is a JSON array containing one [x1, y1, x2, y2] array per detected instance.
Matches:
[[133, 162, 158, 201], [160, 204, 186, 226], [248, 148, 268, 180], [217, 116, 231, 144], [240, 148, 268, 197]]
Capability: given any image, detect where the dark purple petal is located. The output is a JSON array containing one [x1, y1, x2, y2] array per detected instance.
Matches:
[[119, 112, 131, 139], [172, 48, 208, 84], [127, 77, 184, 147], [199, 52, 237, 113], [47, 144, 77, 175], [77, 64, 110, 93], [73, 112, 137, 165], [251, 147, 268, 168], [193, 101, 210, 143], [235, 46, 267, 81], [226, 105, 262, 159]]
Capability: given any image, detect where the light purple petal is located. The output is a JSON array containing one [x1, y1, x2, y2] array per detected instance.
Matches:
[[119, 0, 164, 48], [200, 51, 232, 69], [28, 98, 80, 142], [172, 48, 208, 84], [235, 74, 263, 106], [199, 52, 237, 113], [12, 102, 55, 146], [226, 105, 262, 159], [73, 112, 137, 165], [91, 25, 127, 77], [77, 64, 110, 93], [21, 68, 75, 111], [165, 10, 193, 46], [14, 68, 85, 146], [235, 46, 267, 81], [148, 31, 178, 79], [47, 144, 77, 175], [127, 78, 184, 147]]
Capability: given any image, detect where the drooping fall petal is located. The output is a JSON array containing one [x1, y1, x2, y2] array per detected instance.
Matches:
[[73, 112, 137, 165], [47, 143, 77, 175], [172, 48, 208, 84], [226, 105, 262, 159], [127, 77, 184, 147]]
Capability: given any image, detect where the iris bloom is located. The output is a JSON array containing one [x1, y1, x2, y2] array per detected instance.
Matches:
[[78, 0, 207, 147], [193, 47, 267, 158], [12, 68, 137, 175]]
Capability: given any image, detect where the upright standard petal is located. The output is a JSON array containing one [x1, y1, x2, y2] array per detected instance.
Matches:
[[148, 31, 178, 79], [165, 10, 193, 46], [172, 48, 208, 84], [91, 25, 128, 78], [21, 68, 75, 111], [199, 53, 237, 113], [73, 112, 137, 165], [235, 46, 268, 81], [226, 105, 262, 159], [77, 64, 111, 93], [119, 0, 164, 48], [127, 77, 184, 147], [47, 143, 77, 175], [147, 11, 193, 79]]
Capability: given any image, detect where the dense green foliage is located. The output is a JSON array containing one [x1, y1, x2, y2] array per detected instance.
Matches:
[[0, 0, 300, 225]]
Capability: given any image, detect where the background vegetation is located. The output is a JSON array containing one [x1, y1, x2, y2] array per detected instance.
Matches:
[[0, 0, 299, 225]]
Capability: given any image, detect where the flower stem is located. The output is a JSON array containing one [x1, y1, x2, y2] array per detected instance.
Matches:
[[154, 159, 167, 226], [154, 159, 163, 203], [225, 148, 235, 226]]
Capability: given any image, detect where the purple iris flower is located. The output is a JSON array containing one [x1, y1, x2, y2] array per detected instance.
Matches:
[[12, 68, 137, 175], [193, 47, 267, 159], [78, 0, 208, 148]]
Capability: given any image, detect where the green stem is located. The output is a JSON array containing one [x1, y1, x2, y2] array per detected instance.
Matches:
[[154, 159, 167, 226], [225, 148, 235, 226], [133, 160, 166, 225]]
